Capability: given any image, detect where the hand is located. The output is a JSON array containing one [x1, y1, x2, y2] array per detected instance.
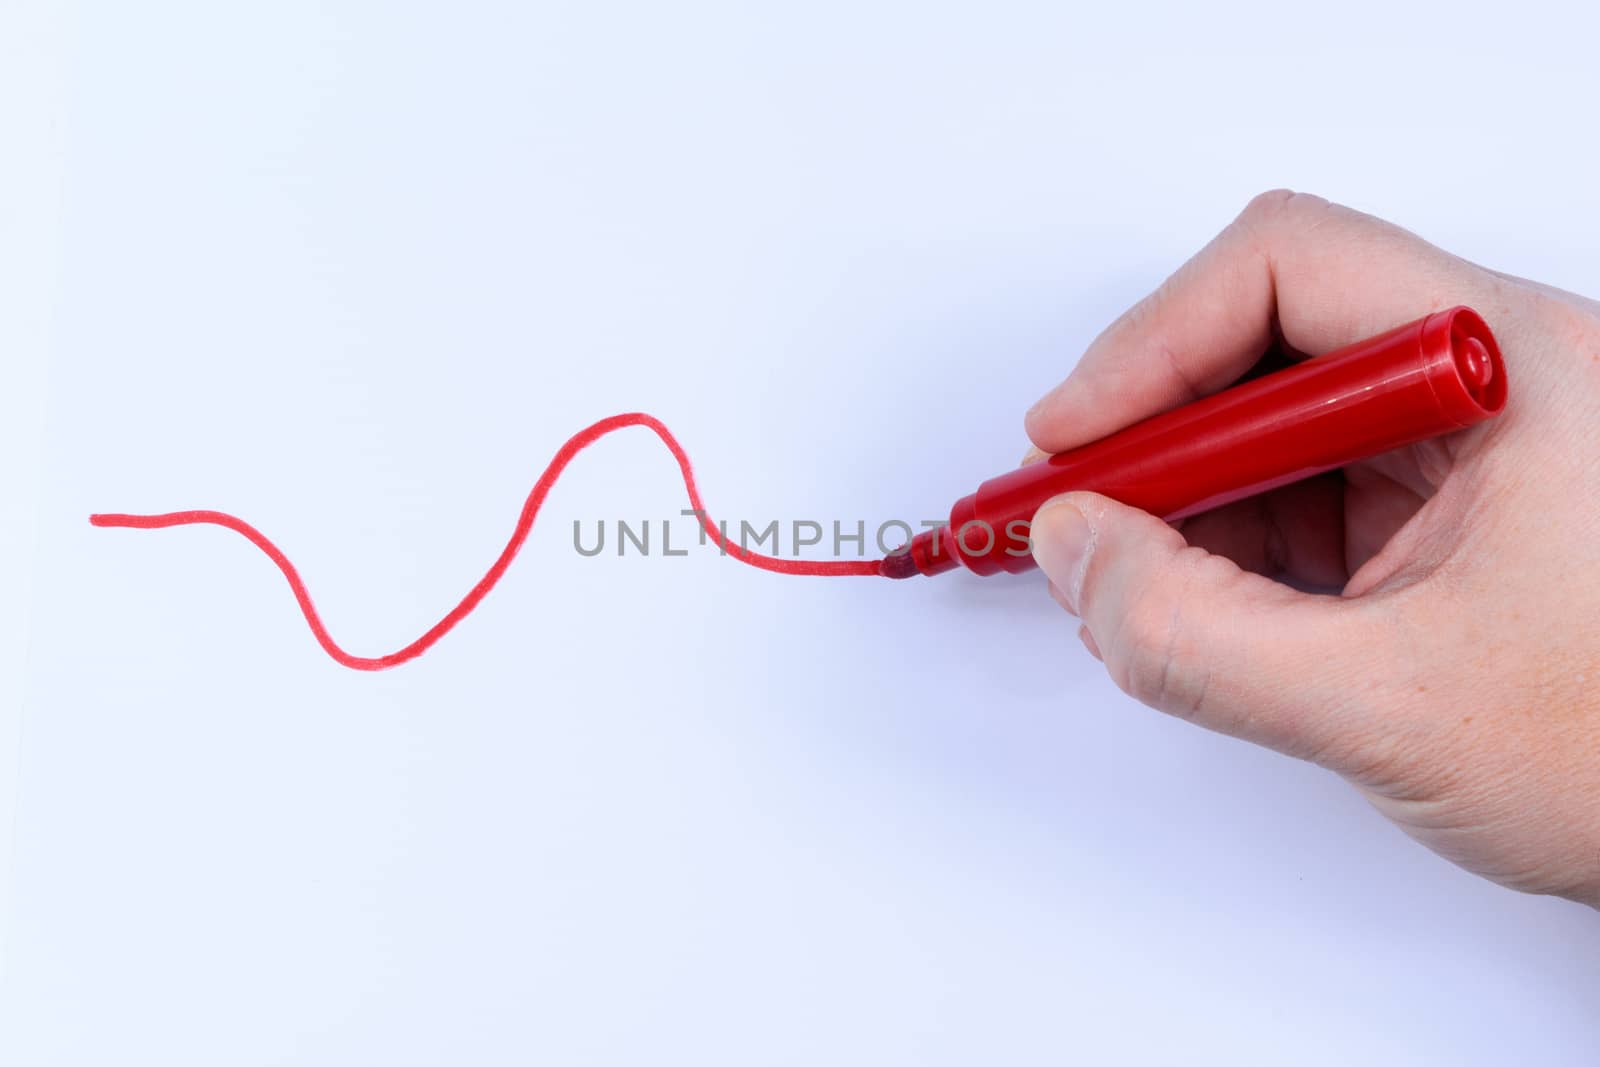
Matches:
[[1024, 190, 1600, 907]]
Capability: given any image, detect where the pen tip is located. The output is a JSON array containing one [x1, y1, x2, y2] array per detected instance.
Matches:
[[878, 552, 920, 579]]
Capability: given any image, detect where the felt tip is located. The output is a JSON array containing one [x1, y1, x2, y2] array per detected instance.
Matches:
[[878, 551, 922, 579]]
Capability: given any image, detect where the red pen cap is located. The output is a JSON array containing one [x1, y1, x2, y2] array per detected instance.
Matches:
[[904, 306, 1506, 577]]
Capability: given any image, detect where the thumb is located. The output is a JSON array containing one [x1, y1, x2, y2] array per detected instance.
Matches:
[[1031, 492, 1394, 764]]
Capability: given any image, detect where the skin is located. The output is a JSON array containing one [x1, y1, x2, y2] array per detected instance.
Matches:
[[1024, 190, 1600, 908]]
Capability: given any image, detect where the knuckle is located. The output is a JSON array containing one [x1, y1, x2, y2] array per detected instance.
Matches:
[[1241, 187, 1299, 221], [1104, 549, 1213, 718], [1237, 188, 1334, 244], [1240, 188, 1326, 224], [1112, 633, 1181, 710]]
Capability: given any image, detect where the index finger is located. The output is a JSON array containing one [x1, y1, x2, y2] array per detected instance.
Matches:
[[1024, 190, 1498, 454]]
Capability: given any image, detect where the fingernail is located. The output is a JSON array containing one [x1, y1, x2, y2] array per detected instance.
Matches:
[[1031, 498, 1093, 615]]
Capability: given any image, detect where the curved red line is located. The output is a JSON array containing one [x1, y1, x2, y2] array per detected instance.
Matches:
[[90, 412, 886, 671]]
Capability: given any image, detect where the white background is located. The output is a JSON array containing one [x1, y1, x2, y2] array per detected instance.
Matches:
[[4, 1, 1600, 1063]]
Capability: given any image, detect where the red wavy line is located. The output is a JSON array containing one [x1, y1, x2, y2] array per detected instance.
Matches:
[[90, 412, 887, 671]]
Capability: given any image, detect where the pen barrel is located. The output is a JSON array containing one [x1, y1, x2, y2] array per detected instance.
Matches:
[[937, 305, 1506, 576]]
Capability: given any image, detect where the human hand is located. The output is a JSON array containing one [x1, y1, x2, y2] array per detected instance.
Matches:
[[1025, 190, 1600, 907]]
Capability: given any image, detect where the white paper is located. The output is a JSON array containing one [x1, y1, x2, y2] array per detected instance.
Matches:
[[8, 2, 1600, 1063]]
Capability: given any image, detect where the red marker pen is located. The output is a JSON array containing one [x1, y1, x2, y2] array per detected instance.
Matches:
[[883, 306, 1506, 579]]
